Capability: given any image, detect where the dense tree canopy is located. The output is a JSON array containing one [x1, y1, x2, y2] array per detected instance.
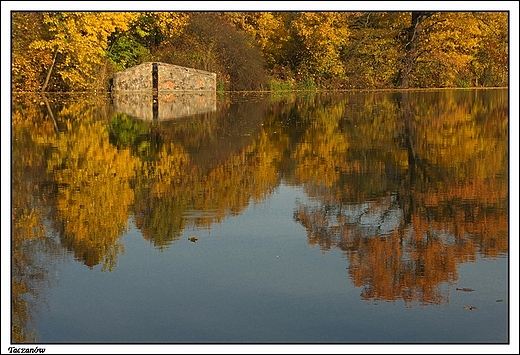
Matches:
[[11, 11, 508, 91]]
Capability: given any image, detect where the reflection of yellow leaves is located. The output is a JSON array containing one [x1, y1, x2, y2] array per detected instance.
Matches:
[[413, 90, 508, 179], [146, 142, 191, 196], [11, 97, 60, 343], [12, 208, 46, 243], [134, 120, 284, 240], [292, 104, 349, 187], [291, 90, 508, 306], [48, 102, 139, 270]]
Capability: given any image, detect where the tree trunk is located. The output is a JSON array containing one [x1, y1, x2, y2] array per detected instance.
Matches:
[[400, 12, 434, 88], [41, 49, 58, 92]]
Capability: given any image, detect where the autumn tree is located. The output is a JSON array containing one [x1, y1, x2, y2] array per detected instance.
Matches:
[[396, 11, 508, 88], [11, 11, 508, 91], [471, 12, 508, 86], [290, 12, 350, 85], [341, 12, 408, 88], [158, 12, 268, 91], [397, 12, 433, 88], [18, 12, 137, 91], [224, 12, 291, 69], [12, 12, 49, 92]]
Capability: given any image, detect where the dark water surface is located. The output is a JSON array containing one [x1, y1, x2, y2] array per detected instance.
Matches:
[[10, 89, 510, 346]]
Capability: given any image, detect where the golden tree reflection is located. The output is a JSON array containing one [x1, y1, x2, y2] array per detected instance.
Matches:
[[132, 110, 284, 249], [45, 99, 138, 271], [293, 89, 508, 306], [11, 90, 508, 342], [11, 96, 65, 342]]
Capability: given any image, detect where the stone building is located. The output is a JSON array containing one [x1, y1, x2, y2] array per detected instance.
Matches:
[[111, 62, 217, 120], [112, 62, 216, 92]]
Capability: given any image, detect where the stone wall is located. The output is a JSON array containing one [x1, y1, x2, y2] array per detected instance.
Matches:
[[112, 62, 153, 91], [112, 62, 216, 92], [157, 63, 216, 91]]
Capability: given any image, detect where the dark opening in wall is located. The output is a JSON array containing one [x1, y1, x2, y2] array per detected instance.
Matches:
[[152, 62, 158, 90], [152, 63, 159, 119]]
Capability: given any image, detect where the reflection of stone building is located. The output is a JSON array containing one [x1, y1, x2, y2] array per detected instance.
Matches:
[[112, 92, 217, 120], [111, 62, 217, 120]]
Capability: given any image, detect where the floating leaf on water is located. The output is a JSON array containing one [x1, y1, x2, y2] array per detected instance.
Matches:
[[456, 287, 475, 292], [496, 300, 504, 302]]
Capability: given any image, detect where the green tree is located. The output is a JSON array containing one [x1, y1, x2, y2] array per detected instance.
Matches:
[[106, 34, 151, 71]]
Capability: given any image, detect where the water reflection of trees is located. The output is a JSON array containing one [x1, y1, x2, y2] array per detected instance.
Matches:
[[130, 98, 282, 249], [292, 90, 508, 306], [11, 90, 508, 341], [45, 101, 137, 271], [11, 96, 65, 342]]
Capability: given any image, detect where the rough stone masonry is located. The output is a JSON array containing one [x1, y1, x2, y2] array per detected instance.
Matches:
[[112, 62, 216, 92]]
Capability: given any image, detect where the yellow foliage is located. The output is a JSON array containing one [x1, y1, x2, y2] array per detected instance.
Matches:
[[292, 12, 350, 78], [23, 12, 138, 90], [150, 12, 189, 40], [11, 11, 508, 91], [225, 12, 290, 66]]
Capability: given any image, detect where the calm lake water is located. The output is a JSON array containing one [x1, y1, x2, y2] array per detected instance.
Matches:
[[9, 89, 510, 347]]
